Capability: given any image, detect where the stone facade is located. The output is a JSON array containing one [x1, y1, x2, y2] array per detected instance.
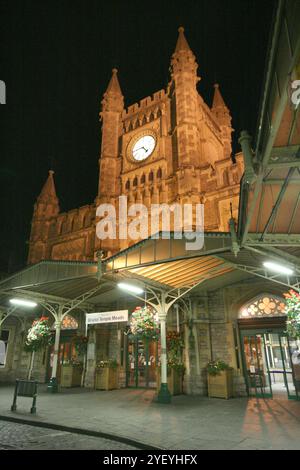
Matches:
[[0, 279, 287, 400], [27, 27, 244, 264], [5, 28, 290, 399]]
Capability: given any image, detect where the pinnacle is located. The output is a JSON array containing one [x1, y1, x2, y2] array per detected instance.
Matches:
[[212, 83, 228, 110], [175, 25, 192, 53], [105, 67, 123, 96], [38, 170, 58, 202]]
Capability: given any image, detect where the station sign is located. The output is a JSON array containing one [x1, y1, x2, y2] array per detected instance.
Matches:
[[86, 310, 128, 325]]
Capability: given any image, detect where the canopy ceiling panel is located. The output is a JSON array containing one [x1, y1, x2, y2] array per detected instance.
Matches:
[[247, 170, 300, 235]]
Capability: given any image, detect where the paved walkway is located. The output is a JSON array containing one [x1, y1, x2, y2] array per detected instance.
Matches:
[[1, 385, 300, 450], [0, 420, 138, 450]]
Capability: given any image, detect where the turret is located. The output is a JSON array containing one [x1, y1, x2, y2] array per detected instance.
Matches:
[[170, 27, 201, 196], [34, 170, 59, 219], [28, 170, 59, 264], [97, 68, 124, 200]]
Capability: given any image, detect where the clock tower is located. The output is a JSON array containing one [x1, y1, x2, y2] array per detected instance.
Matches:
[[96, 27, 243, 256], [28, 27, 243, 265]]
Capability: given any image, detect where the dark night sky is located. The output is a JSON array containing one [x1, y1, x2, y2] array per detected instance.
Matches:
[[0, 0, 276, 272]]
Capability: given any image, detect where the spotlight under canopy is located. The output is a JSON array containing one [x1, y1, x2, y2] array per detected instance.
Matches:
[[117, 282, 144, 295], [263, 261, 294, 276], [9, 298, 38, 308]]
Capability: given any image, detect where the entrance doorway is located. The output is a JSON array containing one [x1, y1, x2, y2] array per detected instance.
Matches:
[[241, 329, 300, 400], [126, 337, 159, 388], [46, 333, 77, 383]]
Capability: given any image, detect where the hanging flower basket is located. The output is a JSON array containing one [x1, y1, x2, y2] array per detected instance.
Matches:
[[129, 306, 160, 340], [283, 290, 300, 339], [24, 316, 53, 352]]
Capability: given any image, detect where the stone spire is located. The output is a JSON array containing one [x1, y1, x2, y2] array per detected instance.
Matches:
[[175, 26, 192, 53], [101, 68, 124, 112], [28, 170, 60, 264], [212, 83, 229, 114], [35, 170, 59, 218], [37, 170, 58, 204], [211, 84, 233, 157], [171, 27, 199, 78]]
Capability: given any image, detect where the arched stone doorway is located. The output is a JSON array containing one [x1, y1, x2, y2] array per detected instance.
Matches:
[[237, 294, 300, 400]]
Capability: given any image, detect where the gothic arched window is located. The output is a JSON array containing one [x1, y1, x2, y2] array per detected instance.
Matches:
[[133, 177, 138, 187], [141, 174, 145, 184], [157, 168, 162, 179], [239, 295, 286, 319], [149, 171, 154, 182], [61, 314, 78, 330], [125, 180, 130, 190]]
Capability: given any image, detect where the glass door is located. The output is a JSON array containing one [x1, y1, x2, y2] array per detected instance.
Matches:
[[137, 339, 147, 387], [279, 335, 300, 400], [126, 337, 158, 388], [241, 329, 300, 400], [241, 333, 273, 398]]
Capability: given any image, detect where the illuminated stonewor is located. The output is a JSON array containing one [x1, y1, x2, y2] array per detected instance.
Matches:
[[1, 7, 300, 407], [27, 27, 243, 265]]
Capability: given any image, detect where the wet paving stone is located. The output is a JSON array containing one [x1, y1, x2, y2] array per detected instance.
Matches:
[[0, 420, 138, 450]]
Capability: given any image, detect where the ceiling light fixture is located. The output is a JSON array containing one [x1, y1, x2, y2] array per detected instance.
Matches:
[[263, 261, 294, 276], [117, 282, 144, 295]]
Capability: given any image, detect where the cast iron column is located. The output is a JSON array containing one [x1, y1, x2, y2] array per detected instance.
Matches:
[[47, 311, 62, 393], [157, 294, 171, 404]]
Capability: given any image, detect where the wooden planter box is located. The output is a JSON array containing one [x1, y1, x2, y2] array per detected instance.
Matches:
[[157, 368, 183, 395], [60, 364, 83, 388], [95, 367, 118, 391], [207, 369, 233, 399]]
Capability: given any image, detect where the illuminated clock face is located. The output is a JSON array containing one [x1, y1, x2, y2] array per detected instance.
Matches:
[[132, 135, 156, 161]]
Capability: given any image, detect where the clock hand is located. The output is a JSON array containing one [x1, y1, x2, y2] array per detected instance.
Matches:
[[133, 146, 147, 153]]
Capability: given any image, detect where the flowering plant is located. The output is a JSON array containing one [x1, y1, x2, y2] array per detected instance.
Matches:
[[96, 359, 118, 369], [207, 359, 231, 376], [166, 331, 184, 374], [72, 335, 88, 356], [283, 290, 300, 338], [167, 331, 184, 351], [130, 306, 160, 340], [70, 358, 84, 367], [167, 357, 185, 374], [24, 316, 53, 352]]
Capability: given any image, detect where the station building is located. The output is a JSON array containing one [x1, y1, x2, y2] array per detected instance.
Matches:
[[1, 5, 300, 402]]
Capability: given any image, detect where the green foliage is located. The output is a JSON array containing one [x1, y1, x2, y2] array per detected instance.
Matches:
[[283, 290, 300, 339], [167, 331, 185, 374], [130, 306, 160, 340], [24, 317, 53, 353], [72, 335, 88, 356], [96, 359, 118, 369], [207, 359, 231, 376]]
